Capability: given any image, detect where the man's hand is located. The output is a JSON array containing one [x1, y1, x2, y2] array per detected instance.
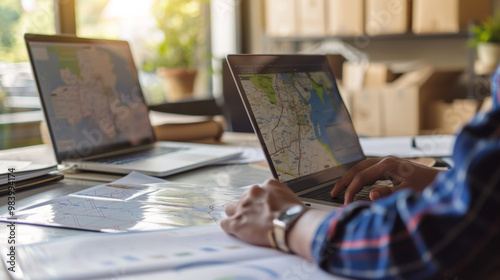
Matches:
[[221, 179, 303, 247], [331, 156, 441, 204], [221, 179, 330, 260]]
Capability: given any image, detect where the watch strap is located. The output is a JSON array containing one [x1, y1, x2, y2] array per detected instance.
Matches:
[[272, 205, 307, 253], [267, 230, 277, 249], [273, 225, 290, 252]]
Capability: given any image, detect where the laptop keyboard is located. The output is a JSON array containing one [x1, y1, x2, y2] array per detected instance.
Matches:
[[299, 181, 391, 204], [90, 147, 183, 165]]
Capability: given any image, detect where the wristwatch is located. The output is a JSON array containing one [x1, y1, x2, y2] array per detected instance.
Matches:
[[272, 205, 307, 253]]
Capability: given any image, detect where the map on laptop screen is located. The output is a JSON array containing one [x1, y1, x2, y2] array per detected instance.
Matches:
[[238, 72, 361, 182], [29, 42, 153, 155]]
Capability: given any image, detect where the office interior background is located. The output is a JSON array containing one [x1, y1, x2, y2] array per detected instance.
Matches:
[[0, 0, 499, 149]]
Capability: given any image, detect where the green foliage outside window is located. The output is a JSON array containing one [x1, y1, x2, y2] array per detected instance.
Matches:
[[142, 0, 209, 71], [0, 0, 55, 63]]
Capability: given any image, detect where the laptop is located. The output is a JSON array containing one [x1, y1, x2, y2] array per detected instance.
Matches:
[[24, 33, 240, 177], [227, 54, 386, 209]]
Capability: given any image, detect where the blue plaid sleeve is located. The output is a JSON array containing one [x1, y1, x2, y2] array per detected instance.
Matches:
[[491, 65, 500, 110], [311, 108, 500, 280]]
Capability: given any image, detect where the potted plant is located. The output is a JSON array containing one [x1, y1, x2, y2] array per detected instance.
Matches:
[[143, 0, 208, 102], [470, 16, 500, 69]]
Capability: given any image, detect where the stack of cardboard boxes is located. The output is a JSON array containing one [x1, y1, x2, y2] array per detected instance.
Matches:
[[264, 0, 491, 136], [341, 62, 481, 136], [412, 0, 490, 34], [265, 0, 489, 37]]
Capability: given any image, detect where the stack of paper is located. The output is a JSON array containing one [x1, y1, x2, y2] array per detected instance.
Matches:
[[0, 161, 61, 194]]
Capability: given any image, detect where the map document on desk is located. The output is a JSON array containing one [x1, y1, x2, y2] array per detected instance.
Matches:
[[6, 225, 341, 280], [0, 172, 244, 232]]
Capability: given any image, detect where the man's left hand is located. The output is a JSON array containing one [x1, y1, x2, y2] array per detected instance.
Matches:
[[221, 179, 303, 247]]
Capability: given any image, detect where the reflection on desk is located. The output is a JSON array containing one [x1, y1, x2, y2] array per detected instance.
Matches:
[[3, 172, 245, 232]]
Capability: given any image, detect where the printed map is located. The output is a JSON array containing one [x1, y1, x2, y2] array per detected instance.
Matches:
[[240, 72, 353, 181]]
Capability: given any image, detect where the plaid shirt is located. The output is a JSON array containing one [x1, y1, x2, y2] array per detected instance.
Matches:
[[311, 91, 500, 279]]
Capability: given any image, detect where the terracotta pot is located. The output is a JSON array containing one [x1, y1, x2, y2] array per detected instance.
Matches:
[[156, 67, 198, 102], [477, 42, 500, 68]]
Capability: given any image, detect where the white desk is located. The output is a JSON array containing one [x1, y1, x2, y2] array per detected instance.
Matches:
[[0, 133, 272, 279]]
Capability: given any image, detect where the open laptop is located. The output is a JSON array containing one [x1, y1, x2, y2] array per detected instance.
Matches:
[[227, 55, 386, 209], [24, 33, 240, 177]]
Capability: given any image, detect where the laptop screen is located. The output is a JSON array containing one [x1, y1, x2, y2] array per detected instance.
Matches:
[[25, 34, 155, 163], [227, 55, 365, 192]]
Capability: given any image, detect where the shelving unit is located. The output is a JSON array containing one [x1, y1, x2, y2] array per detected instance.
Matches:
[[263, 29, 471, 52], [263, 29, 487, 100], [248, 0, 496, 136], [266, 30, 469, 43]]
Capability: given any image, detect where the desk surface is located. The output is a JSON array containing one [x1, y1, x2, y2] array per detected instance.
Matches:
[[0, 133, 272, 279]]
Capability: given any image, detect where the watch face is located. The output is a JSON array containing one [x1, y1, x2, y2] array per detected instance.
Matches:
[[279, 205, 305, 224]]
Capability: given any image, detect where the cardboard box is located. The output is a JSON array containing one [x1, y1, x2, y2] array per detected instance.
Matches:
[[352, 86, 421, 136], [382, 86, 420, 136], [337, 83, 354, 114], [427, 99, 479, 134], [327, 0, 364, 36], [365, 0, 411, 35], [413, 0, 489, 34], [297, 0, 326, 36], [352, 88, 385, 136], [265, 0, 297, 37], [384, 68, 462, 135], [351, 67, 463, 136], [342, 62, 396, 90]]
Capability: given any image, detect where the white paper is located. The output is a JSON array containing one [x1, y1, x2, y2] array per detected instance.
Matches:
[[210, 146, 266, 165], [0, 161, 57, 184], [111, 171, 166, 185], [0, 172, 244, 232], [0, 160, 32, 172], [10, 225, 342, 280], [359, 135, 456, 158]]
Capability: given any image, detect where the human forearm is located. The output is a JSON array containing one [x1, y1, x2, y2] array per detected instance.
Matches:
[[287, 209, 331, 260]]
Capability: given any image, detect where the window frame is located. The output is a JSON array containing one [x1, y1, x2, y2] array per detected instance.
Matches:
[[54, 0, 76, 35]]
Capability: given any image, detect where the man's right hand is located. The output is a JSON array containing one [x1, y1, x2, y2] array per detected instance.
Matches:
[[331, 156, 441, 205]]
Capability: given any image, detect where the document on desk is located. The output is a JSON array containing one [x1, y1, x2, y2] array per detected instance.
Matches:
[[209, 146, 266, 165], [8, 225, 340, 280], [0, 160, 58, 185], [359, 135, 456, 158], [0, 172, 245, 232]]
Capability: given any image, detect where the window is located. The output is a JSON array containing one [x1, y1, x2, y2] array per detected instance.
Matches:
[[76, 0, 212, 105], [0, 0, 55, 114], [0, 0, 238, 149]]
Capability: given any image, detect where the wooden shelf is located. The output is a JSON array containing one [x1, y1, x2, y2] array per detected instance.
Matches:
[[266, 30, 470, 43]]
